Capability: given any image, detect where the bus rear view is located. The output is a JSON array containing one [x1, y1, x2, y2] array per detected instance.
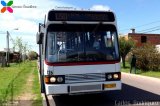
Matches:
[[37, 9, 121, 95]]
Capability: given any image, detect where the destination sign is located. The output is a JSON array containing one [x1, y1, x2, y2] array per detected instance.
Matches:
[[48, 11, 115, 22]]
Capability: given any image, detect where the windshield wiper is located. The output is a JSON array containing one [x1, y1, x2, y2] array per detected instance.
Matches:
[[92, 22, 102, 33]]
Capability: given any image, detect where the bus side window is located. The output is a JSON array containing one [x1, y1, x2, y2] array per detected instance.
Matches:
[[47, 32, 58, 62]]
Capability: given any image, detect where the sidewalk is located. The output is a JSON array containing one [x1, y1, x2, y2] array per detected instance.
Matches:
[[122, 72, 160, 95]]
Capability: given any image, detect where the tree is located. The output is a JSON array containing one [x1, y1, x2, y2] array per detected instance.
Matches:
[[119, 37, 135, 68], [22, 42, 31, 61], [28, 51, 38, 60], [12, 37, 30, 62]]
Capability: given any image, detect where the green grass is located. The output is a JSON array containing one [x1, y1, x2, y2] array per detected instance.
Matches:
[[0, 62, 32, 104], [121, 62, 160, 78], [32, 63, 43, 106], [140, 71, 160, 78], [0, 61, 42, 105]]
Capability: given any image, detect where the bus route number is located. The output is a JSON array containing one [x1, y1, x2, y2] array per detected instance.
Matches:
[[47, 70, 53, 75]]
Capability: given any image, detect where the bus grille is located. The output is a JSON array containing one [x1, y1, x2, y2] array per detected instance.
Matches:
[[65, 73, 106, 84]]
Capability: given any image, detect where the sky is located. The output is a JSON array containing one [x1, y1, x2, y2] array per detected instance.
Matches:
[[0, 0, 160, 53]]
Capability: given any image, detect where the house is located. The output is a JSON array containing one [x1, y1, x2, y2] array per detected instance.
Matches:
[[128, 29, 160, 47], [0, 51, 21, 63], [0, 51, 7, 66]]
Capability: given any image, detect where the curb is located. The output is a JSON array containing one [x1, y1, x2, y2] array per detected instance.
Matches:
[[122, 72, 160, 82], [41, 93, 48, 106]]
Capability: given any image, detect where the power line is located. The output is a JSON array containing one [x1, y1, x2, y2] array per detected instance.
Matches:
[[120, 20, 160, 32], [7, 33, 15, 45], [141, 28, 160, 33], [138, 25, 160, 33], [0, 32, 6, 34], [0, 32, 14, 41], [133, 20, 160, 28]]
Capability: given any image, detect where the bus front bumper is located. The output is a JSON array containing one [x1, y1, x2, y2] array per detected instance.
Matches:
[[45, 81, 121, 95]]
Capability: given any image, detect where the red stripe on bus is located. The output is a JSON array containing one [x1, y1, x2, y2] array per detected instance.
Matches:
[[44, 60, 120, 66]]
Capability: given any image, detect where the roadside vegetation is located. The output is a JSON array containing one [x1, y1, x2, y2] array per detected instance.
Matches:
[[121, 62, 160, 78], [119, 36, 160, 78], [119, 37, 160, 78], [0, 60, 42, 106], [119, 36, 135, 68], [32, 64, 43, 106], [132, 43, 160, 71]]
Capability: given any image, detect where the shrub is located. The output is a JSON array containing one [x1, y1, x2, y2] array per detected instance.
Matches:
[[132, 43, 160, 71], [28, 51, 38, 60]]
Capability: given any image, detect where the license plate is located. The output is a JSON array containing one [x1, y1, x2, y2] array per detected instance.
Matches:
[[104, 83, 116, 88]]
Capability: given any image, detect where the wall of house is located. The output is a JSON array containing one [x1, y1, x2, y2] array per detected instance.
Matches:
[[128, 33, 160, 46]]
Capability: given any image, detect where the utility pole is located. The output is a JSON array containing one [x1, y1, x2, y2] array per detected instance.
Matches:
[[4, 28, 18, 67], [6, 31, 10, 67]]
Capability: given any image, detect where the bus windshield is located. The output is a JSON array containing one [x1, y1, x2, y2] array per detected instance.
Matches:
[[46, 24, 119, 63]]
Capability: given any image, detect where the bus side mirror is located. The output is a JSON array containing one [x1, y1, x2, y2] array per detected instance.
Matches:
[[36, 32, 44, 44]]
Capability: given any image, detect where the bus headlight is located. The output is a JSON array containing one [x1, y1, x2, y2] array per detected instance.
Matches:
[[107, 74, 112, 79], [50, 77, 56, 83], [105, 72, 121, 81], [113, 74, 119, 79], [57, 77, 64, 82], [45, 75, 65, 84]]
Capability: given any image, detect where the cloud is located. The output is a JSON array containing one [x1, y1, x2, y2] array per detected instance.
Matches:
[[0, 0, 77, 52], [0, 0, 78, 32], [15, 19, 38, 34], [0, 14, 17, 30], [0, 18, 37, 34], [12, 0, 78, 20], [90, 5, 110, 11]]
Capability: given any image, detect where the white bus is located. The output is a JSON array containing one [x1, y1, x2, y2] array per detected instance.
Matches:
[[36, 9, 121, 95]]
